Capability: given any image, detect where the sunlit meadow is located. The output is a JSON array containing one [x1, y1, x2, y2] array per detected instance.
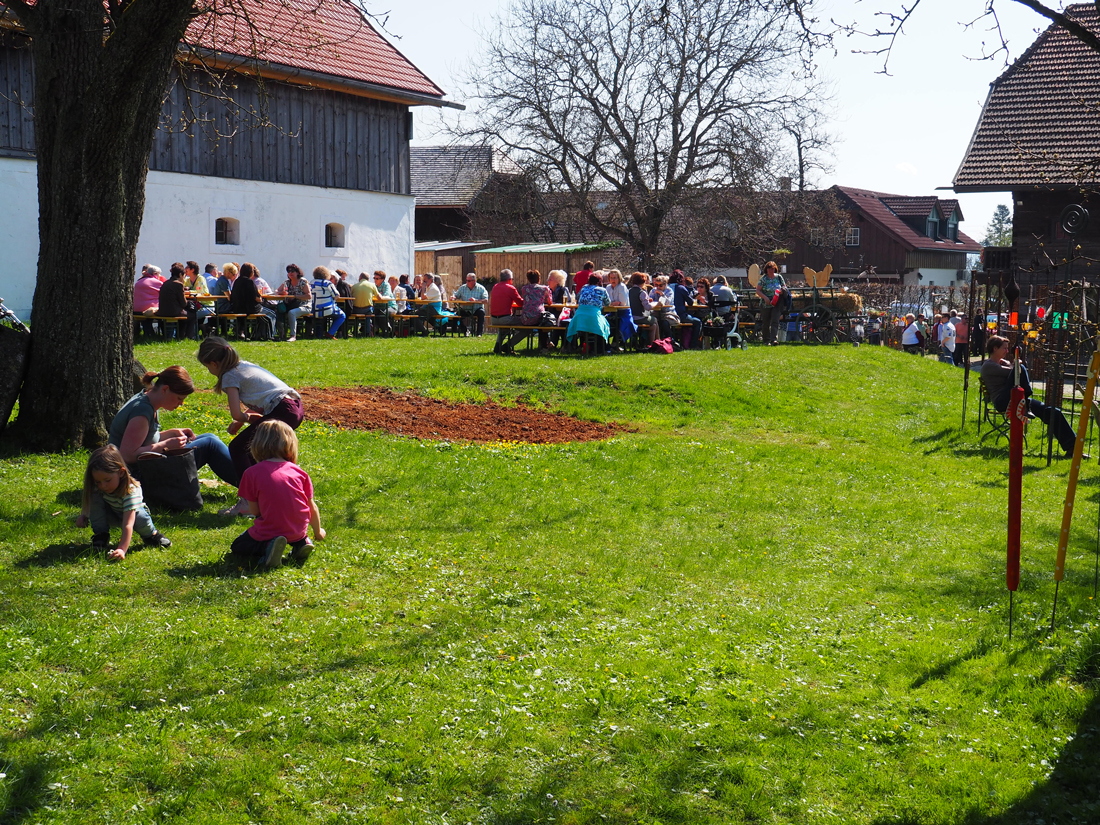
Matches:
[[1, 337, 1098, 824]]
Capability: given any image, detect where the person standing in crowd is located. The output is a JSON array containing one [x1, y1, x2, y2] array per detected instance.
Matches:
[[454, 272, 489, 337], [938, 312, 956, 364], [754, 261, 786, 346], [916, 313, 930, 355], [490, 269, 523, 355], [952, 311, 969, 367], [970, 314, 986, 362]]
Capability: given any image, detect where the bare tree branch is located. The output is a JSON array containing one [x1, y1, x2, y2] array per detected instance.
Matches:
[[456, 0, 830, 269]]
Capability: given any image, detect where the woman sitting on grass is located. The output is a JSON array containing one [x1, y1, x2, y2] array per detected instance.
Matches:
[[196, 337, 303, 515], [108, 366, 238, 487], [76, 445, 170, 561], [230, 420, 325, 570]]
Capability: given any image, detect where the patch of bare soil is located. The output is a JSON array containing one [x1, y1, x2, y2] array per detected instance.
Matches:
[[299, 386, 627, 444]]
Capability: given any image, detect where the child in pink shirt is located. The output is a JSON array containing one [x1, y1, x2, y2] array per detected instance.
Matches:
[[230, 420, 325, 569]]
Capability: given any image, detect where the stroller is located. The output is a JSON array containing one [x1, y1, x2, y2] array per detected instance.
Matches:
[[707, 295, 746, 350]]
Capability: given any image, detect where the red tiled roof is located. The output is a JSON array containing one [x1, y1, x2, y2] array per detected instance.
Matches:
[[2, 0, 446, 100], [937, 199, 963, 221], [880, 196, 938, 218], [954, 4, 1100, 190], [185, 0, 445, 100], [836, 186, 982, 252]]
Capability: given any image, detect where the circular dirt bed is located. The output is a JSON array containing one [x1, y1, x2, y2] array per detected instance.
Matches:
[[300, 386, 627, 444]]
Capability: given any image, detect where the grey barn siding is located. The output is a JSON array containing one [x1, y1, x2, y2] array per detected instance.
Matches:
[[0, 34, 34, 158], [0, 41, 410, 195], [151, 68, 411, 194]]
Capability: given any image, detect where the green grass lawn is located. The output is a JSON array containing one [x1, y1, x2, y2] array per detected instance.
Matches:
[[1, 339, 1098, 824]]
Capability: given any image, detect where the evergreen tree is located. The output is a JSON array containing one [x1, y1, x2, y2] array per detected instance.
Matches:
[[982, 204, 1013, 247]]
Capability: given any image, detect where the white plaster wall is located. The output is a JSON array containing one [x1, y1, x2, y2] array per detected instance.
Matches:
[[0, 157, 39, 322], [138, 171, 415, 286], [0, 160, 415, 322], [914, 268, 957, 287]]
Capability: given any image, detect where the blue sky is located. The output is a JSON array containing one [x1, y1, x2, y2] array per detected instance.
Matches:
[[383, 0, 1053, 242]]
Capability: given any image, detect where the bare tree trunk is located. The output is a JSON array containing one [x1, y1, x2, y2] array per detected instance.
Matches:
[[10, 0, 194, 449]]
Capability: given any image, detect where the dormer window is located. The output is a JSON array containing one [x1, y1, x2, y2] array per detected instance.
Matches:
[[926, 215, 939, 239], [946, 214, 958, 241]]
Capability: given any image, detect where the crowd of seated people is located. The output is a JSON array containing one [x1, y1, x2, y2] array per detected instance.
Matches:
[[133, 258, 754, 351]]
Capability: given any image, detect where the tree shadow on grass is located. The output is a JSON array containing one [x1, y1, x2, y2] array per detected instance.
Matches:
[[14, 542, 93, 568], [872, 691, 1100, 825], [0, 754, 53, 825], [54, 489, 81, 507]]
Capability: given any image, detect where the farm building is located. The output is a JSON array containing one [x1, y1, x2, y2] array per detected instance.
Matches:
[[953, 4, 1100, 286], [0, 1, 460, 321], [784, 186, 981, 287]]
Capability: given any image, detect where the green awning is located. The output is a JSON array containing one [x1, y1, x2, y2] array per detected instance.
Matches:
[[475, 242, 617, 254]]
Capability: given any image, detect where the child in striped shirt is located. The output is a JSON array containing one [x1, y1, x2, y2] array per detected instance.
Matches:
[[76, 445, 170, 561]]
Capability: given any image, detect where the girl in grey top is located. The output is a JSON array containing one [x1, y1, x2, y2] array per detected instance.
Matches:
[[196, 337, 305, 515]]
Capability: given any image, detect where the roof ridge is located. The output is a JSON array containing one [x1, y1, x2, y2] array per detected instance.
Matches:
[[989, 3, 1098, 91]]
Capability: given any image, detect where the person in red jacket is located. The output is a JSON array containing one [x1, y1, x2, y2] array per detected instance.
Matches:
[[489, 269, 523, 355], [573, 260, 595, 291]]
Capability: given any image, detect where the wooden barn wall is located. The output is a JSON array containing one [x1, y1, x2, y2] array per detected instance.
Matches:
[[0, 35, 35, 157], [473, 251, 607, 280], [0, 44, 410, 193], [789, 210, 911, 276], [1013, 189, 1100, 285], [903, 250, 968, 271], [414, 253, 478, 294], [151, 68, 410, 194], [414, 250, 436, 273]]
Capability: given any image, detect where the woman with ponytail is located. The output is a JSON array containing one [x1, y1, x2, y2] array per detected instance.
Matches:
[[196, 337, 303, 516], [107, 365, 238, 486]]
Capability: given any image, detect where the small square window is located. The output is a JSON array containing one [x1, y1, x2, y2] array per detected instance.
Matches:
[[325, 222, 345, 248], [845, 227, 860, 246], [215, 217, 240, 246]]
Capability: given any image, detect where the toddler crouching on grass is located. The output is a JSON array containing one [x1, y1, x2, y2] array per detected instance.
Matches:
[[230, 420, 324, 569], [76, 445, 171, 561]]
